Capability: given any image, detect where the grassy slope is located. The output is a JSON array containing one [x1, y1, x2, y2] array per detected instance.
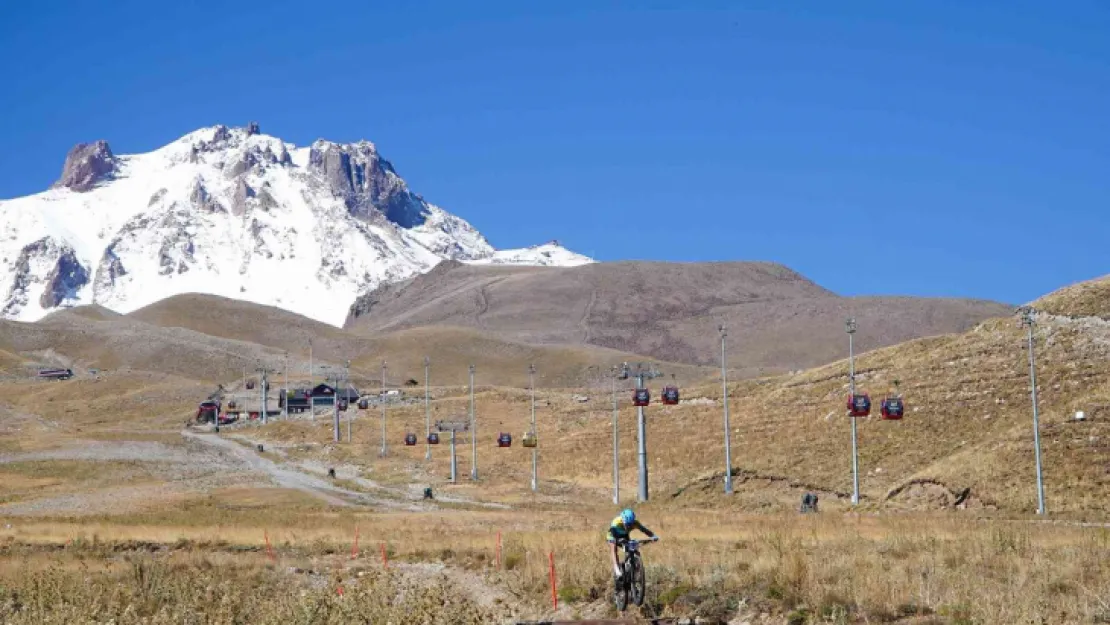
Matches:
[[125, 294, 711, 388], [343, 260, 1013, 374], [242, 289, 1110, 516], [2, 275, 1110, 622], [6, 274, 1110, 518]]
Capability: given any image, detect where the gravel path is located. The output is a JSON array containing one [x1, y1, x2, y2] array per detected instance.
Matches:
[[181, 430, 426, 510], [0, 436, 252, 516]]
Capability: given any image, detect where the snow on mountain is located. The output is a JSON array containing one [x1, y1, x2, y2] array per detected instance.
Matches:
[[0, 123, 591, 326], [466, 241, 593, 267]]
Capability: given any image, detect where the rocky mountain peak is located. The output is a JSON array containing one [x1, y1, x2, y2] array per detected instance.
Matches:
[[0, 124, 590, 325], [54, 140, 116, 192], [307, 140, 427, 229]]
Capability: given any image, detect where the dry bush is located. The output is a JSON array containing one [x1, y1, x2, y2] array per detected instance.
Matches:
[[0, 554, 495, 625], [3, 512, 1110, 623], [486, 515, 1110, 623]]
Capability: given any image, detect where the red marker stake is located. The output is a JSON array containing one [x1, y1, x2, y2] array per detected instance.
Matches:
[[548, 550, 557, 610]]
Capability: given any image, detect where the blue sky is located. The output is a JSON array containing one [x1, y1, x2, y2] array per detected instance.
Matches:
[[1, 1, 1107, 305]]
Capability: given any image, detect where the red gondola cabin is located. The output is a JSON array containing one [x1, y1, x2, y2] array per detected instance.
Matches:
[[847, 393, 871, 417], [196, 401, 219, 423], [661, 386, 680, 405], [633, 389, 651, 407], [337, 399, 348, 412], [427, 432, 440, 445], [404, 433, 418, 446], [246, 380, 256, 390], [497, 432, 512, 448], [881, 397, 904, 420]]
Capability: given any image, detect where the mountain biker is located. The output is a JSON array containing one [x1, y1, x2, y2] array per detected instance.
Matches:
[[607, 508, 657, 579]]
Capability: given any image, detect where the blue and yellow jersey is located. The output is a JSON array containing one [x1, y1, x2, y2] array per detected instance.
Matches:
[[606, 516, 651, 542]]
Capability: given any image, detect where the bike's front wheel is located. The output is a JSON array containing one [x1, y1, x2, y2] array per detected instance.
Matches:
[[630, 553, 646, 606], [614, 564, 630, 611]]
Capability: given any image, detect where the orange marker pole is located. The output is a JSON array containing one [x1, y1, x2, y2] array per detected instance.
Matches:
[[264, 530, 276, 562], [380, 541, 388, 568], [548, 550, 557, 610], [496, 531, 502, 569], [351, 525, 360, 559]]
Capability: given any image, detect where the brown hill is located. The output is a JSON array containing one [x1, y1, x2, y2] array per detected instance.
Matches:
[[128, 293, 354, 362], [302, 273, 1107, 516], [344, 260, 1013, 376], [344, 325, 708, 389], [123, 295, 707, 387], [1032, 273, 1110, 319], [532, 272, 1110, 515], [0, 308, 285, 383]]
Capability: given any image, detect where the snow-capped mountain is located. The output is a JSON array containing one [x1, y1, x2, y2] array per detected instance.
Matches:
[[467, 241, 592, 267], [0, 123, 592, 326]]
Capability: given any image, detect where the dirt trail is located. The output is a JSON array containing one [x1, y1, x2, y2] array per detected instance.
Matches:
[[0, 437, 250, 516], [181, 430, 428, 510], [223, 431, 510, 510]]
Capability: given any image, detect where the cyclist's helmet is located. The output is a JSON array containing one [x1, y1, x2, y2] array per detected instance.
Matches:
[[620, 508, 635, 525]]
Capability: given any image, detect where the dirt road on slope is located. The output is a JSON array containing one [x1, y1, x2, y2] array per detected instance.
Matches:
[[180, 430, 430, 510]]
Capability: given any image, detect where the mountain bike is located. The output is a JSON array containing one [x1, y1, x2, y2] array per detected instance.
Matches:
[[614, 537, 657, 611]]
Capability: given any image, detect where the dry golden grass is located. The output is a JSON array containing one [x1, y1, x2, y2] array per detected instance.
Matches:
[[124, 293, 710, 388], [4, 275, 1110, 622], [1035, 274, 1110, 319], [2, 510, 1109, 623], [0, 551, 496, 624], [0, 347, 25, 370], [0, 372, 208, 438], [182, 307, 1110, 518], [346, 325, 710, 389]]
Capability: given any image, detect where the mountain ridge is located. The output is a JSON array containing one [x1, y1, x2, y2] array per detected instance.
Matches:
[[344, 260, 1013, 372], [0, 123, 591, 325]]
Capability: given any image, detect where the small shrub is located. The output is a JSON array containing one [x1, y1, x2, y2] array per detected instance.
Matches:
[[557, 584, 588, 603], [939, 603, 977, 625], [658, 583, 695, 606], [503, 552, 524, 570], [817, 592, 853, 622], [786, 606, 810, 625]]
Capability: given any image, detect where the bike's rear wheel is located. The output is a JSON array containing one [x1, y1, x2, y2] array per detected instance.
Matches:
[[630, 554, 646, 606]]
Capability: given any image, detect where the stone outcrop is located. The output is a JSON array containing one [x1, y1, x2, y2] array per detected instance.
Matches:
[[54, 141, 116, 192], [307, 141, 429, 228], [39, 247, 90, 308]]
